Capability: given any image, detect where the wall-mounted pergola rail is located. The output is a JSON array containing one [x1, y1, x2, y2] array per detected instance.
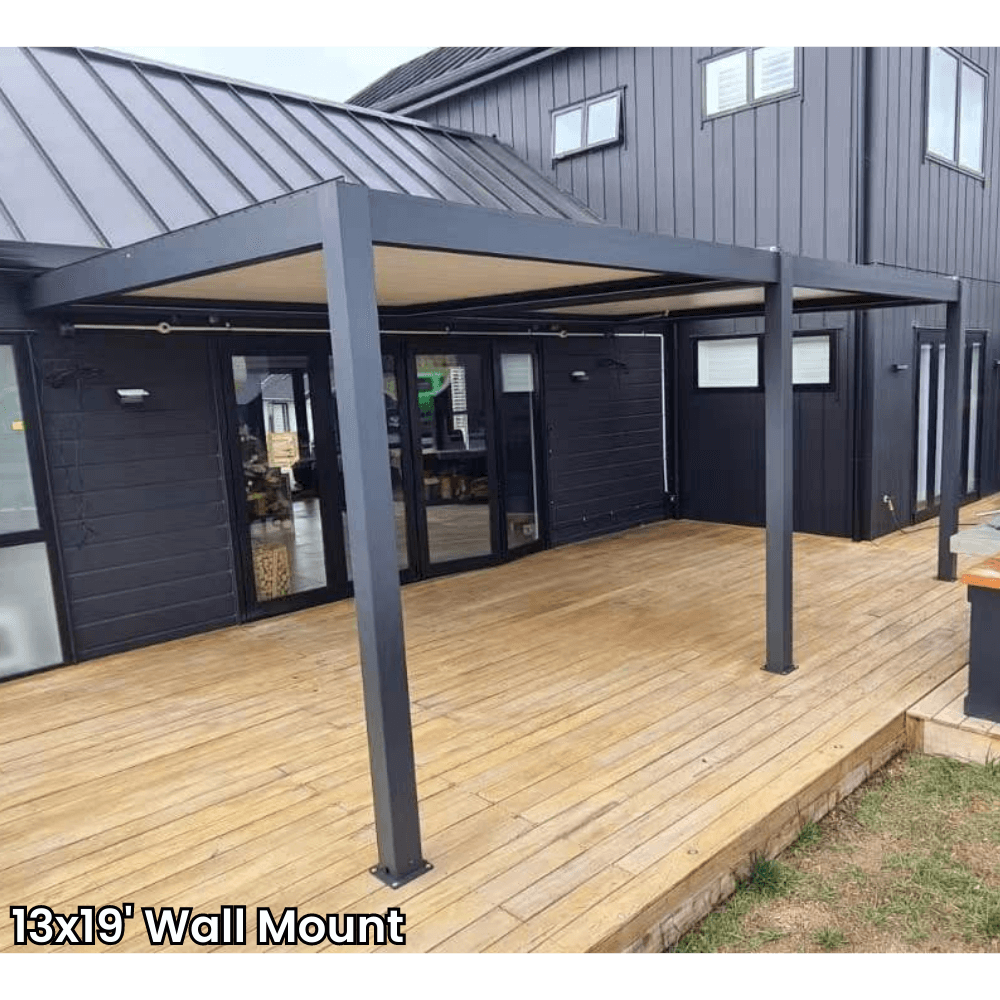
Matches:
[[24, 178, 965, 886]]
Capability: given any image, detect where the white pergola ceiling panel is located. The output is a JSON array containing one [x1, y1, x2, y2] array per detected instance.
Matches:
[[124, 246, 657, 308]]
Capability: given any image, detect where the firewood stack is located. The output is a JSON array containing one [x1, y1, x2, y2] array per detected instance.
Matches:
[[253, 542, 291, 599]]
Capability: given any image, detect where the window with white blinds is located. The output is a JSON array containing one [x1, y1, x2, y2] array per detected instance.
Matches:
[[792, 335, 832, 385], [704, 47, 798, 119], [697, 337, 759, 388], [696, 334, 833, 390]]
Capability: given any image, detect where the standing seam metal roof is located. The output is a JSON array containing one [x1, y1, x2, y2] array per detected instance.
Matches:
[[349, 47, 528, 111], [0, 47, 596, 250]]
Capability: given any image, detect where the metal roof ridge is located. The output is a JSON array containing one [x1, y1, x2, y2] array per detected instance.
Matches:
[[350, 46, 541, 111], [63, 46, 484, 139]]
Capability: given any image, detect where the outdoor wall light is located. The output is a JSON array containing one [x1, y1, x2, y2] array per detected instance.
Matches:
[[570, 370, 589, 383], [116, 388, 150, 408]]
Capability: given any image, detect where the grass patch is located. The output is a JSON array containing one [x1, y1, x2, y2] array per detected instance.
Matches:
[[743, 857, 798, 899], [789, 820, 823, 853], [813, 927, 846, 951], [671, 753, 1000, 953], [673, 858, 797, 952]]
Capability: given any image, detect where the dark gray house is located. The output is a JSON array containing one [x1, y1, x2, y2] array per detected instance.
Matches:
[[0, 45, 982, 700], [2, 46, 980, 884], [354, 46, 1000, 540]]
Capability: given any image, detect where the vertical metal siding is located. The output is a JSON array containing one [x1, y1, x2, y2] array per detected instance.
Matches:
[[861, 47, 1000, 535], [419, 47, 857, 259]]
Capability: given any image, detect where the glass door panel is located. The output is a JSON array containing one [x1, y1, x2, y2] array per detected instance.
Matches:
[[0, 542, 63, 678], [915, 342, 932, 513], [933, 342, 945, 506], [416, 352, 493, 565], [383, 353, 412, 571], [0, 344, 39, 534], [0, 339, 64, 677], [967, 340, 982, 495], [332, 352, 412, 579], [232, 353, 330, 604]]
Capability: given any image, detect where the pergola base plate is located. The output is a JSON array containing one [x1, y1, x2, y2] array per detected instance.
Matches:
[[369, 860, 433, 890], [762, 663, 798, 675]]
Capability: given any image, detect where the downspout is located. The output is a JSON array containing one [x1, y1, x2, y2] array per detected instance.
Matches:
[[852, 46, 876, 540]]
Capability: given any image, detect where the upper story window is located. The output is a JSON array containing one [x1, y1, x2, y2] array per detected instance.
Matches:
[[702, 47, 798, 120], [551, 90, 622, 160], [926, 47, 987, 175]]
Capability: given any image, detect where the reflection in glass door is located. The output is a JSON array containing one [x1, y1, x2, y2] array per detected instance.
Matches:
[[335, 352, 412, 580], [414, 351, 493, 566], [230, 351, 342, 610], [0, 340, 63, 678]]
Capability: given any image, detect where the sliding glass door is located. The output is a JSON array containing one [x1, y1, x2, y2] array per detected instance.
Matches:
[[401, 338, 545, 577], [220, 335, 547, 618], [0, 337, 65, 678]]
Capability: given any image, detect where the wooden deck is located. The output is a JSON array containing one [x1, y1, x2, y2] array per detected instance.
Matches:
[[907, 666, 1000, 765], [1, 498, 994, 953]]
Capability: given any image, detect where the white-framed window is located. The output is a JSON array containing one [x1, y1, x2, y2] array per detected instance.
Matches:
[[551, 90, 623, 159], [695, 333, 833, 390], [926, 47, 987, 175], [703, 47, 798, 119]]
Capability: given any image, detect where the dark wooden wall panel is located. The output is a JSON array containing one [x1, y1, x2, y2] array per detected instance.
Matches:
[[676, 313, 855, 537], [31, 329, 237, 659], [542, 336, 665, 545], [0, 278, 27, 328]]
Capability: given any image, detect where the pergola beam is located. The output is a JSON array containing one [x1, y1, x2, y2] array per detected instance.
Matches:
[[28, 187, 324, 310], [792, 256, 960, 304], [366, 188, 780, 283]]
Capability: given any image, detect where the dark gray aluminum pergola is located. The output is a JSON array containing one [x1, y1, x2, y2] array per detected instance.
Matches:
[[27, 179, 965, 885]]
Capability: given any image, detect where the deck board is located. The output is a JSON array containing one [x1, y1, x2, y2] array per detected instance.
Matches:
[[1, 499, 993, 953], [908, 658, 1000, 764]]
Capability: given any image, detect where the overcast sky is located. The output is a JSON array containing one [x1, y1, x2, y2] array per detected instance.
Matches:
[[110, 47, 436, 104]]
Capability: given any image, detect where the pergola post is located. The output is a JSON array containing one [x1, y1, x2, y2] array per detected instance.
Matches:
[[938, 281, 966, 581], [318, 180, 428, 887], [763, 253, 796, 674]]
